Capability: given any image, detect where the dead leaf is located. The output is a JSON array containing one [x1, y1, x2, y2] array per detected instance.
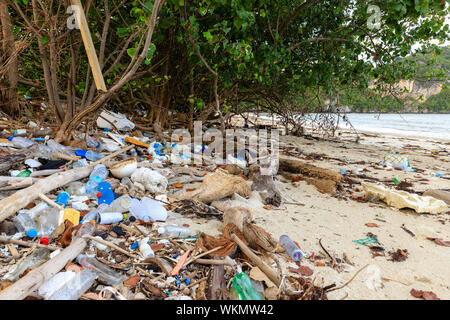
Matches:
[[172, 182, 183, 188], [427, 238, 450, 247], [263, 205, 273, 210], [410, 288, 440, 300], [289, 266, 314, 276], [124, 275, 141, 287], [365, 223, 379, 228], [150, 243, 164, 252], [315, 262, 326, 267], [249, 267, 276, 288]]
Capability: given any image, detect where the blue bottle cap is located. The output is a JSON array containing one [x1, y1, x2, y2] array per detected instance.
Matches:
[[130, 242, 139, 250], [75, 149, 87, 158], [27, 229, 37, 238]]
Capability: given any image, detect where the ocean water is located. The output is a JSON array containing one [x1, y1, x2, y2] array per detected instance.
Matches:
[[338, 113, 450, 142]]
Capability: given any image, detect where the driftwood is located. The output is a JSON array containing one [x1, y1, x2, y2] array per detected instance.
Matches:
[[279, 157, 342, 194], [173, 169, 251, 204], [0, 236, 88, 300], [0, 166, 92, 223], [209, 256, 226, 300], [0, 177, 40, 191], [231, 233, 281, 287], [224, 207, 280, 252], [0, 236, 60, 251], [0, 145, 133, 223]]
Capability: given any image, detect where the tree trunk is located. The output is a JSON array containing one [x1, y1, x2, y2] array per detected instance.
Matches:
[[0, 2, 19, 116]]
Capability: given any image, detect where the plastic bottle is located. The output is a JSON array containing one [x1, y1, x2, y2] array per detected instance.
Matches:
[[231, 272, 263, 300], [106, 195, 132, 213], [74, 220, 96, 239], [47, 139, 76, 156], [129, 198, 151, 222], [39, 271, 76, 299], [99, 212, 124, 224], [141, 197, 168, 221], [35, 144, 53, 158], [157, 225, 192, 238], [139, 237, 155, 258], [87, 137, 101, 149], [10, 136, 35, 149], [85, 150, 104, 161], [66, 181, 86, 196], [81, 203, 109, 224], [85, 176, 103, 197], [72, 158, 89, 168], [279, 235, 305, 262], [89, 164, 109, 180], [16, 169, 32, 177], [46, 269, 97, 300], [36, 207, 60, 240], [13, 212, 38, 238], [3, 248, 50, 282], [76, 254, 126, 286]]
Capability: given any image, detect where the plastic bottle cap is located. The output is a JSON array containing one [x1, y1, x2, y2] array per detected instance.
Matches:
[[130, 242, 139, 250], [97, 192, 103, 198], [40, 237, 49, 245], [27, 229, 37, 238]]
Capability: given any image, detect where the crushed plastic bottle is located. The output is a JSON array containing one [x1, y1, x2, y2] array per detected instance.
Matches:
[[87, 137, 101, 149], [74, 220, 96, 239], [81, 203, 109, 224], [85, 150, 104, 161], [13, 212, 38, 238], [36, 207, 60, 240], [139, 237, 155, 258], [3, 248, 50, 282], [76, 254, 126, 285], [157, 225, 192, 238], [66, 181, 86, 196], [46, 269, 97, 300], [39, 271, 77, 299], [231, 272, 263, 300], [106, 195, 132, 213], [279, 235, 305, 262], [47, 139, 76, 156], [141, 197, 167, 221], [72, 158, 89, 168], [130, 198, 151, 222], [9, 136, 35, 149]]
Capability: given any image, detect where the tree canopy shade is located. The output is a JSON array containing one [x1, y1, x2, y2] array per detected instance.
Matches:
[[4, 0, 450, 139]]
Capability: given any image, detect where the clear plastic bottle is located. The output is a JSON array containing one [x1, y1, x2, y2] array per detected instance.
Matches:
[[81, 203, 109, 224], [3, 248, 50, 282], [157, 225, 192, 238], [74, 220, 96, 239], [10, 136, 35, 149], [99, 212, 124, 224], [87, 137, 101, 149], [129, 198, 151, 222], [66, 181, 86, 196], [46, 269, 97, 300], [139, 237, 155, 258], [85, 150, 104, 161], [89, 164, 109, 180], [141, 197, 167, 221], [279, 235, 305, 262], [36, 207, 60, 238], [39, 271, 76, 299], [72, 158, 89, 168], [47, 139, 76, 156], [13, 212, 38, 238], [35, 144, 53, 158], [76, 254, 126, 286], [106, 195, 132, 213], [85, 176, 103, 197]]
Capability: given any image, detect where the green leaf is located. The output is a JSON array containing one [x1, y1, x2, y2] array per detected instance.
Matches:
[[127, 48, 137, 58], [40, 37, 49, 44]]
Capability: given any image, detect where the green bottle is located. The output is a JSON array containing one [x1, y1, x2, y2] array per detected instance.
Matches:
[[16, 169, 32, 177], [231, 272, 263, 300]]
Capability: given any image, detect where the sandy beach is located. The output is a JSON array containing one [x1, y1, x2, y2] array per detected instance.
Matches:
[[166, 119, 450, 300]]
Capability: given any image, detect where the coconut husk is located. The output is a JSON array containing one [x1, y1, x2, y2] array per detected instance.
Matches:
[[223, 206, 253, 231], [195, 223, 247, 257], [173, 169, 251, 204], [243, 221, 279, 252]]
